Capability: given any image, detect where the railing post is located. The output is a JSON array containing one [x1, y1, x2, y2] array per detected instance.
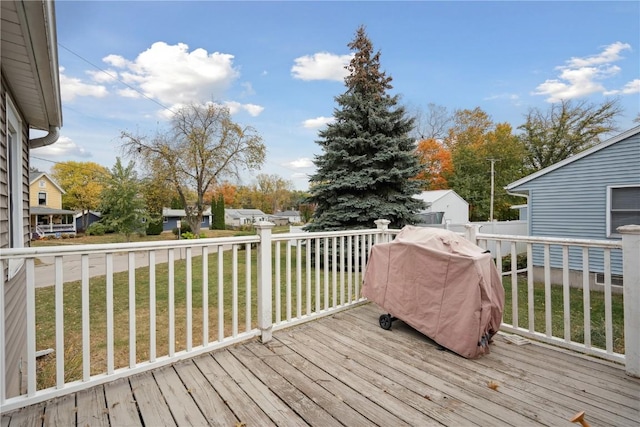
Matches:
[[255, 221, 275, 343], [464, 223, 480, 245], [374, 219, 391, 243], [619, 225, 640, 378]]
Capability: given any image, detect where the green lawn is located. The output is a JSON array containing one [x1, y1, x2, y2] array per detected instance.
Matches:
[[34, 244, 355, 389], [501, 276, 625, 354]]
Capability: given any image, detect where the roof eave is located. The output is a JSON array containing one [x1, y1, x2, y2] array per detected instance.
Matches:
[[506, 125, 640, 191]]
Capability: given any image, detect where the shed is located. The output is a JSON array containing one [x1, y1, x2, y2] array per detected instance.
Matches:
[[413, 190, 469, 225]]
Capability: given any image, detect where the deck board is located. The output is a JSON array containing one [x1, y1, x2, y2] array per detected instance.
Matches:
[[172, 360, 238, 427], [103, 377, 141, 426], [3, 303, 639, 426], [75, 387, 109, 427], [130, 369, 176, 427]]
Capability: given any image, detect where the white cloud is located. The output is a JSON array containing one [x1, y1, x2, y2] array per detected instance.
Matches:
[[605, 79, 640, 96], [105, 41, 239, 106], [291, 52, 353, 81], [242, 103, 265, 117], [303, 116, 335, 129], [30, 135, 92, 158], [566, 41, 631, 68], [117, 88, 141, 98], [484, 93, 520, 103], [533, 42, 634, 102], [59, 67, 108, 102], [223, 101, 264, 117], [291, 172, 309, 179], [285, 158, 314, 169], [87, 69, 119, 84]]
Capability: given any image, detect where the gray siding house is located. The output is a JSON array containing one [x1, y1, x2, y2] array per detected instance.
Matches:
[[162, 207, 212, 232], [1, 0, 63, 397], [506, 126, 640, 279]]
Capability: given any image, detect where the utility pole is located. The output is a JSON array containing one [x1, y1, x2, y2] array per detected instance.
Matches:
[[488, 159, 499, 222]]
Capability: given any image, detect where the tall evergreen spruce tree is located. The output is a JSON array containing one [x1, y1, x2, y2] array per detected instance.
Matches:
[[306, 26, 425, 231]]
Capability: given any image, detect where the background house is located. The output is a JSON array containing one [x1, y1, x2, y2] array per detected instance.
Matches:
[[413, 190, 469, 225], [28, 172, 75, 237], [277, 210, 302, 224], [506, 125, 640, 283], [74, 210, 102, 233], [225, 208, 268, 227], [162, 207, 212, 232], [1, 0, 63, 397]]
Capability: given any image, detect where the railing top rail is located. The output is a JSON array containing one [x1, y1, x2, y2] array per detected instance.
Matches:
[[477, 232, 623, 249], [271, 228, 382, 242], [0, 234, 260, 259]]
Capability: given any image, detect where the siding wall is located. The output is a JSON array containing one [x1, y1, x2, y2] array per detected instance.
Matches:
[[1, 75, 30, 398], [162, 216, 211, 232], [515, 133, 640, 275], [29, 175, 63, 209], [431, 193, 469, 224], [1, 77, 7, 246]]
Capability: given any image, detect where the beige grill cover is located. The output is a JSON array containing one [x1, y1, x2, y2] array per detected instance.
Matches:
[[362, 226, 504, 358]]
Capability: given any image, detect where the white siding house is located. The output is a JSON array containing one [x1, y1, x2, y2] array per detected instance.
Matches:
[[1, 0, 63, 398], [506, 125, 640, 278], [225, 209, 268, 227], [413, 190, 469, 224]]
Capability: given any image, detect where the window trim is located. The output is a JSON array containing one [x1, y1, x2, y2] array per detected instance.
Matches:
[[606, 184, 640, 238], [6, 97, 25, 279]]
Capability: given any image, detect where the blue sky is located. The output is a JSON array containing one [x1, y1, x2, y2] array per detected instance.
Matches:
[[32, 1, 640, 190]]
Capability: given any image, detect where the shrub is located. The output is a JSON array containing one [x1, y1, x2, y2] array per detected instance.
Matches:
[[501, 253, 527, 271], [172, 223, 192, 236], [146, 219, 164, 235], [180, 231, 203, 240], [86, 222, 107, 236]]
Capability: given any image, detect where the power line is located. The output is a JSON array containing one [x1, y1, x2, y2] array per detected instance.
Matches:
[[58, 42, 176, 116]]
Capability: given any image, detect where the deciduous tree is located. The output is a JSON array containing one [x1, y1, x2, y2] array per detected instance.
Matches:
[[306, 26, 424, 230], [50, 161, 110, 230], [445, 109, 526, 221], [121, 103, 265, 233], [518, 98, 622, 171], [414, 138, 452, 190], [410, 103, 452, 141]]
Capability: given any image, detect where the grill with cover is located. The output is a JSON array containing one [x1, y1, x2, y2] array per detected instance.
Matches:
[[362, 226, 505, 358]]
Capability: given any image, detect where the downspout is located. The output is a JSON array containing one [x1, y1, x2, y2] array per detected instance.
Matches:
[[29, 125, 60, 149]]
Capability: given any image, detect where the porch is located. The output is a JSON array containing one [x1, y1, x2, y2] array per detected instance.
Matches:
[[1, 221, 639, 424], [30, 207, 77, 239], [3, 303, 638, 426]]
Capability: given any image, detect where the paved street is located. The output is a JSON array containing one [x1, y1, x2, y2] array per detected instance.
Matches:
[[34, 246, 209, 288]]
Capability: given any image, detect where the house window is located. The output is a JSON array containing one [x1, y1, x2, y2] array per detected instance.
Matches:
[[6, 97, 25, 279], [39, 179, 46, 188], [163, 217, 168, 223], [38, 192, 47, 206], [607, 185, 640, 237]]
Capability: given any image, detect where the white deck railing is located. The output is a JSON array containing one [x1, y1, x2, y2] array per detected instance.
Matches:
[[1, 220, 638, 413], [0, 224, 386, 412]]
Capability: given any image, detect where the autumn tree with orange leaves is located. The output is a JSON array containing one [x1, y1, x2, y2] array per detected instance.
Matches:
[[414, 138, 452, 190]]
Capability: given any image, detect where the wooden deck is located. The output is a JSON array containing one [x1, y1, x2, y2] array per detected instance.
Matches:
[[3, 303, 639, 426]]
